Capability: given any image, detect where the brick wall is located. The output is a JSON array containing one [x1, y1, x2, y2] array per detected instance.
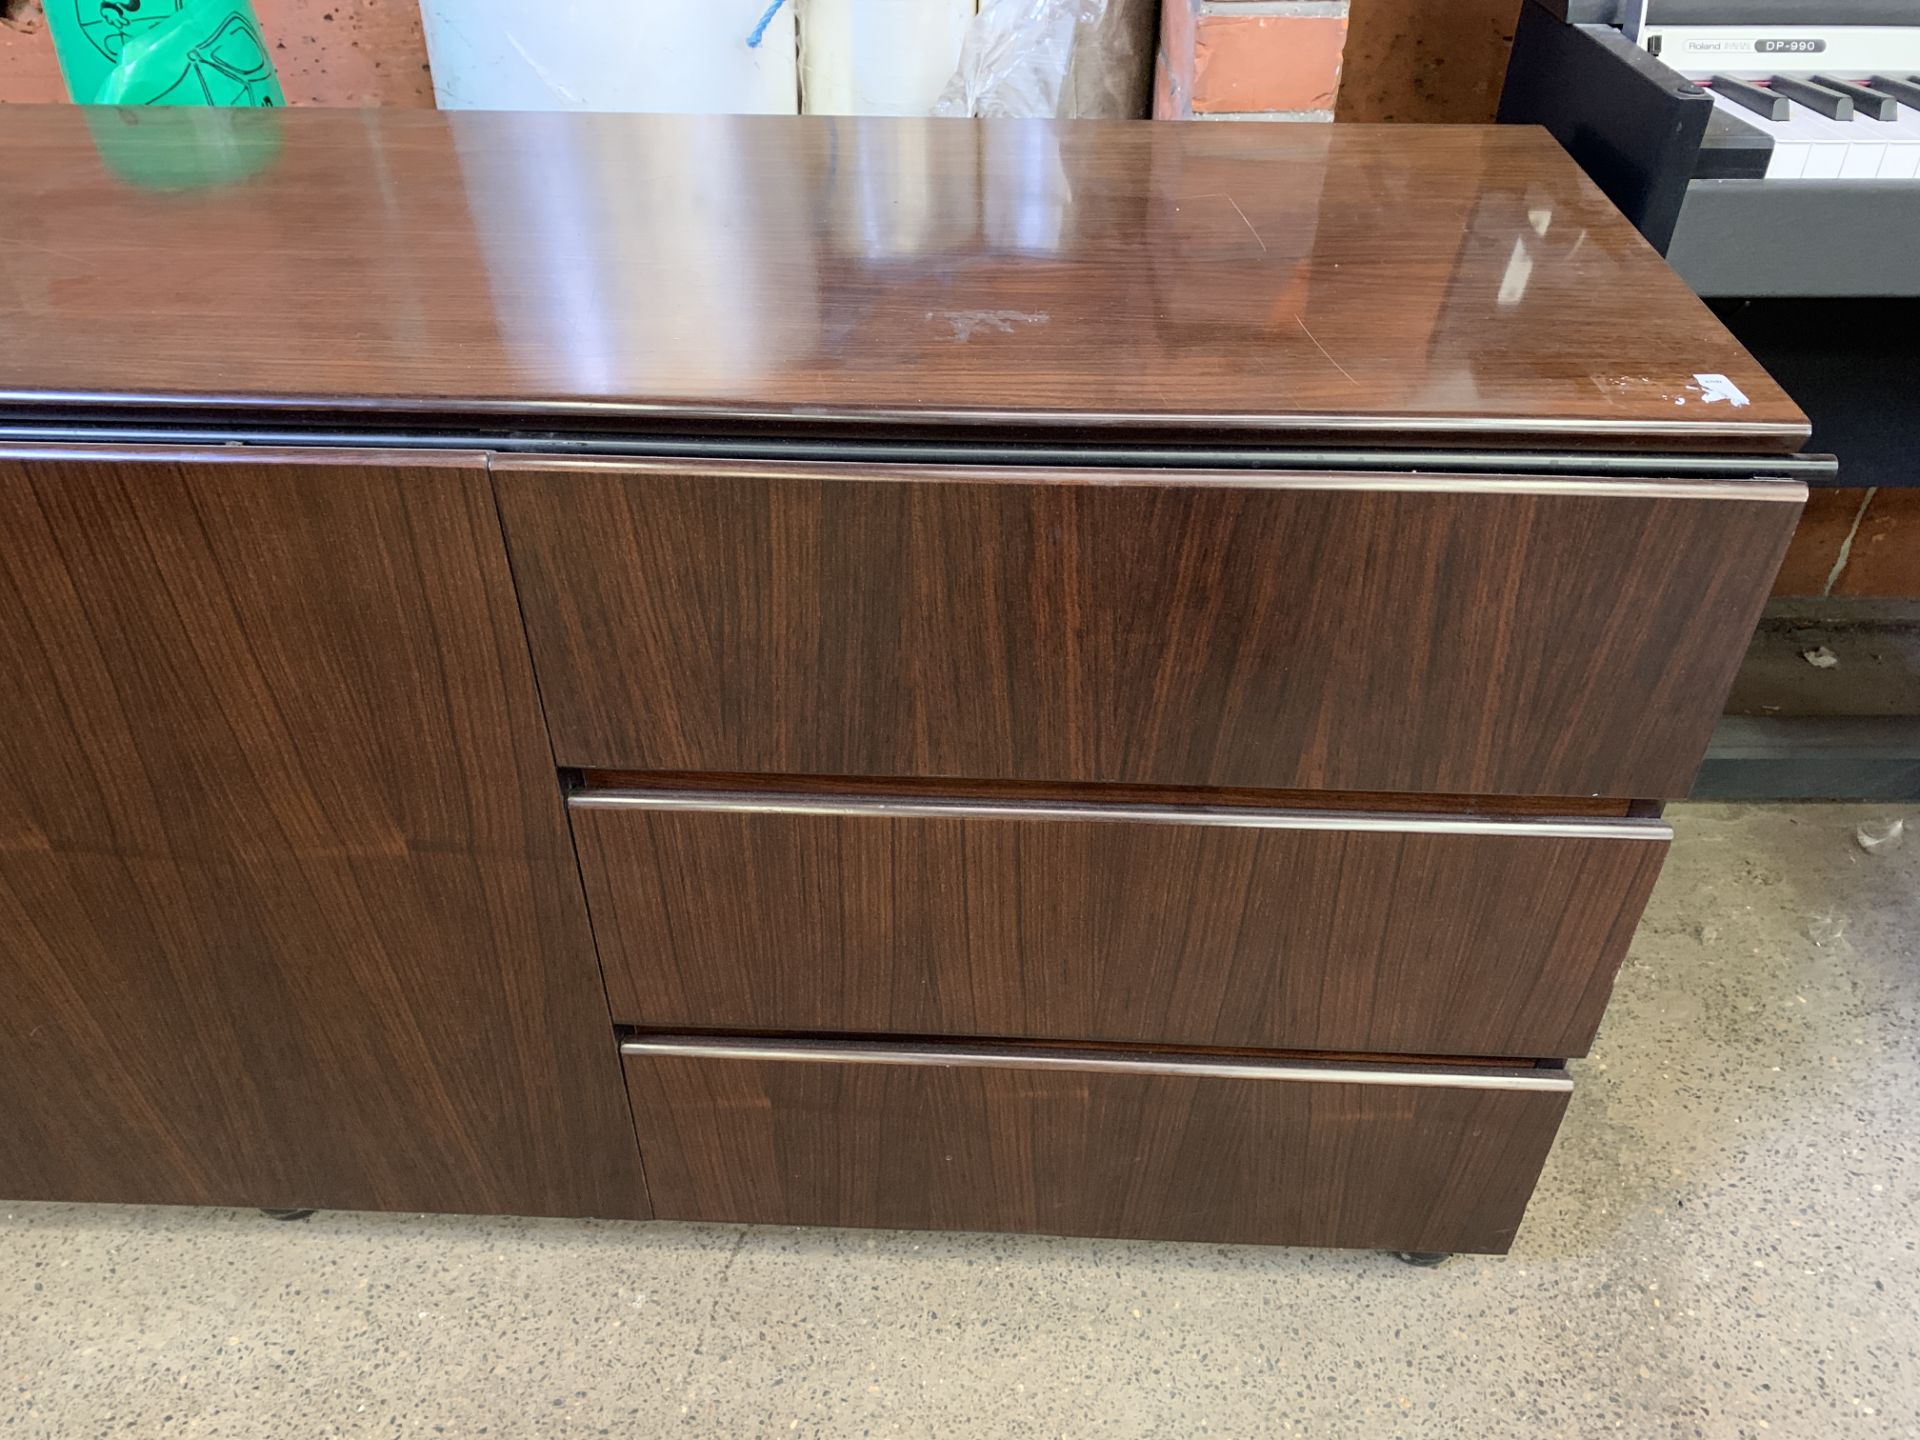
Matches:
[[1155, 0, 1526, 125], [1156, 1, 1349, 122]]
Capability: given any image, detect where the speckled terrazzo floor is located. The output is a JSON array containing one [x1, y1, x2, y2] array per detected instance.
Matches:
[[3, 803, 1916, 1439]]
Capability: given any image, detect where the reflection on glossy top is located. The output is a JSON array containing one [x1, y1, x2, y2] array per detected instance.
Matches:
[[0, 106, 1806, 450]]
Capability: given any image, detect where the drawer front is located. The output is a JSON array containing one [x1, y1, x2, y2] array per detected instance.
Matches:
[[572, 790, 1669, 1058], [496, 458, 1803, 798], [620, 1037, 1572, 1252]]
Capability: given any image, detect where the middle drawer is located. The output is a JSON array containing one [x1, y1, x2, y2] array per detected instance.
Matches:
[[570, 786, 1668, 1059]]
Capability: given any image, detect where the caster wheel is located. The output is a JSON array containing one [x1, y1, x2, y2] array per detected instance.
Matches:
[[260, 1208, 316, 1222], [1392, 1250, 1452, 1268]]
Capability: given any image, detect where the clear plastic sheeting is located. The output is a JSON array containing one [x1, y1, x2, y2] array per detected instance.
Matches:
[[800, 0, 976, 116], [419, 0, 799, 113], [934, 0, 1110, 118]]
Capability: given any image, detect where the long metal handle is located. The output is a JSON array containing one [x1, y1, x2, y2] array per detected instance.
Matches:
[[571, 788, 1671, 843], [619, 1035, 1574, 1094]]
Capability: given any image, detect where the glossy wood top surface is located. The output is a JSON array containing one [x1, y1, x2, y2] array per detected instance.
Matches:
[[0, 106, 1805, 450]]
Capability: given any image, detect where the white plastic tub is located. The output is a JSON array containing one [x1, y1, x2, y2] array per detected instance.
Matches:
[[419, 0, 799, 113]]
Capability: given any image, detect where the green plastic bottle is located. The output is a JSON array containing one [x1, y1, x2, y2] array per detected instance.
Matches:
[[45, 0, 286, 107]]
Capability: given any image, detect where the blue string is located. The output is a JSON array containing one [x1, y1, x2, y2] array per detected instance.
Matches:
[[745, 0, 788, 47]]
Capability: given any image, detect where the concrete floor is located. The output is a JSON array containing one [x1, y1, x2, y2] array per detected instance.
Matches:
[[3, 803, 1915, 1439]]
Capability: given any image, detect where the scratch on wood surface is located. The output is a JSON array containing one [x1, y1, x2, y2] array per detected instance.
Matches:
[[1175, 191, 1267, 253], [1222, 194, 1267, 253], [1293, 314, 1358, 386]]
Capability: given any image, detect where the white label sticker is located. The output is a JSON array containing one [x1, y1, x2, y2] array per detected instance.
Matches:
[[1693, 373, 1751, 408]]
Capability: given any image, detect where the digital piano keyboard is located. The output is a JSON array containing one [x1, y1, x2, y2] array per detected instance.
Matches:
[[1502, 0, 1920, 287], [1631, 0, 1920, 181]]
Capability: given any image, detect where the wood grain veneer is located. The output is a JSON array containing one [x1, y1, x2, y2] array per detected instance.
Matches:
[[0, 445, 647, 1218], [620, 1038, 1571, 1252], [0, 107, 1804, 450], [497, 458, 1805, 799], [577, 770, 1640, 818]]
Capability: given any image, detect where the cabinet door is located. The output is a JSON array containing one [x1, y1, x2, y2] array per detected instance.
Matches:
[[0, 446, 646, 1218], [494, 457, 1804, 799]]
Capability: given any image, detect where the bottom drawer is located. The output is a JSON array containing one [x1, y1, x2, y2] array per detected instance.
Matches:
[[620, 1037, 1571, 1253]]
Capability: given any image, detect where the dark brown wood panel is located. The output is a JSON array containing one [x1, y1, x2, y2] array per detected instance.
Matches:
[[0, 445, 647, 1218], [498, 459, 1805, 798], [620, 1040, 1571, 1252], [579, 770, 1639, 818], [0, 108, 1804, 450], [573, 792, 1666, 1058]]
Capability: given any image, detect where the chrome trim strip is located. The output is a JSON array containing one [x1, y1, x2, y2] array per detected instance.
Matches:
[[509, 454, 1805, 502], [618, 1035, 1574, 1094], [569, 789, 1672, 842], [0, 387, 1810, 447], [0, 424, 1840, 482], [0, 438, 1808, 501]]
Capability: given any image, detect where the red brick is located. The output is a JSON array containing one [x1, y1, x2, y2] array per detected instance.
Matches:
[[1192, 13, 1348, 114], [1157, 0, 1198, 117], [1153, 52, 1182, 119]]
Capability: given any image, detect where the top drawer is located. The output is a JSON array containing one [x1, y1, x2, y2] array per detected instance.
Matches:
[[494, 459, 1803, 798]]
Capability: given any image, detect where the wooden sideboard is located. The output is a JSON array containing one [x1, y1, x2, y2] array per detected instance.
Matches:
[[0, 107, 1808, 1253]]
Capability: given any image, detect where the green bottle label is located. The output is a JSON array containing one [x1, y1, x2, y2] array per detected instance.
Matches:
[[46, 1, 286, 108]]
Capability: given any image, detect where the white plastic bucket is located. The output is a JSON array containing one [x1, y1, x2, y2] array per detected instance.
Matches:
[[419, 0, 799, 113]]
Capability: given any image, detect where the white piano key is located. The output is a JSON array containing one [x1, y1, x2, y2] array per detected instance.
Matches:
[[1812, 108, 1889, 179], [1877, 102, 1920, 179], [1796, 103, 1888, 179], [1707, 78, 1920, 180], [1774, 95, 1866, 179]]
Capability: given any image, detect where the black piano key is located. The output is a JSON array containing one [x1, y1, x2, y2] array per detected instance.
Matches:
[[1870, 75, 1920, 111], [1712, 74, 1789, 121], [1813, 76, 1901, 121], [1771, 76, 1856, 120]]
